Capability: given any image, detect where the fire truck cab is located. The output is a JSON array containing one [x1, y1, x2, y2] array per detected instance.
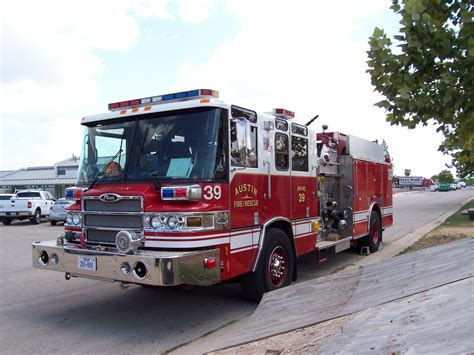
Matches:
[[32, 89, 393, 301]]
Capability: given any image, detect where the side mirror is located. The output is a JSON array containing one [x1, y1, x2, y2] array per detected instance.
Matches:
[[233, 117, 255, 168]]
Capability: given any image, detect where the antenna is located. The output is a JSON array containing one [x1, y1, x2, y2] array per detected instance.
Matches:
[[305, 114, 319, 127]]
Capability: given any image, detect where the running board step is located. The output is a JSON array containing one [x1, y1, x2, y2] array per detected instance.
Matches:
[[316, 237, 352, 253]]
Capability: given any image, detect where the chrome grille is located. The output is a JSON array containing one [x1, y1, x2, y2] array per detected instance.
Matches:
[[87, 230, 117, 244], [84, 214, 142, 229], [84, 199, 142, 212], [83, 196, 143, 245]]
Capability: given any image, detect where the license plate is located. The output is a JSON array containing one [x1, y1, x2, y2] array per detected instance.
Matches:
[[78, 256, 97, 271]]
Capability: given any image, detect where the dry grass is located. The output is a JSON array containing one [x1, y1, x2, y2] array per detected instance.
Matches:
[[400, 200, 473, 255]]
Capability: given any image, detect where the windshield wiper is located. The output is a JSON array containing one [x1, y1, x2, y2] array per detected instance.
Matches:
[[85, 149, 123, 191]]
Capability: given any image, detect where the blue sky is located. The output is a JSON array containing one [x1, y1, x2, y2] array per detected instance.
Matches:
[[1, 0, 452, 178]]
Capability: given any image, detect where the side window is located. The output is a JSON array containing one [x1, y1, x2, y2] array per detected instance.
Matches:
[[275, 133, 289, 170], [291, 136, 308, 171], [230, 121, 245, 167], [230, 121, 258, 168]]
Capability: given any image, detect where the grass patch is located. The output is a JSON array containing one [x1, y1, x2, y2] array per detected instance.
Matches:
[[400, 199, 473, 255]]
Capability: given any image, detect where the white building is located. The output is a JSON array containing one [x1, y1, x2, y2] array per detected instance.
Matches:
[[0, 156, 79, 197]]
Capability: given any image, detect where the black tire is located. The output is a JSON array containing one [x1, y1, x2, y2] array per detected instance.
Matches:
[[241, 228, 294, 302], [30, 209, 41, 225], [2, 217, 12, 226], [361, 211, 382, 253], [50, 220, 57, 226]]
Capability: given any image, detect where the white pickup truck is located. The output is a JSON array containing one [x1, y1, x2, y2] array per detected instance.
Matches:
[[0, 190, 56, 225]]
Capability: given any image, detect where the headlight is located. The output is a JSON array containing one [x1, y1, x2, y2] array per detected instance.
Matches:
[[151, 216, 161, 229], [66, 213, 73, 224], [72, 213, 81, 225], [167, 216, 179, 229]]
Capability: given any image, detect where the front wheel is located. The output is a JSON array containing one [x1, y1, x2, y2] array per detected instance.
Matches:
[[30, 209, 41, 224], [50, 220, 57, 226], [241, 228, 294, 302], [2, 217, 12, 226]]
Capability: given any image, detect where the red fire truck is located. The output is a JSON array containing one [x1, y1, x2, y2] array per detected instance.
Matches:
[[32, 89, 393, 301]]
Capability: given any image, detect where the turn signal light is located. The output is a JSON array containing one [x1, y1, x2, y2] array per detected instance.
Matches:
[[186, 216, 202, 227]]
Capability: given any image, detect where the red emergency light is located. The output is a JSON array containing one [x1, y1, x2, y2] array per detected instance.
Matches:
[[108, 89, 219, 111], [273, 108, 295, 120]]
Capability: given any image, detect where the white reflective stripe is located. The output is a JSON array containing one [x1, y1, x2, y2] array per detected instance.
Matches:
[[382, 207, 393, 215], [231, 228, 260, 235], [231, 233, 254, 249], [230, 245, 258, 254], [294, 222, 311, 235], [353, 211, 368, 222], [145, 237, 230, 248], [294, 231, 315, 239], [145, 232, 230, 240], [252, 230, 260, 245]]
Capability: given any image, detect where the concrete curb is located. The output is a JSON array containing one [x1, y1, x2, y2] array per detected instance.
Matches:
[[347, 194, 474, 269]]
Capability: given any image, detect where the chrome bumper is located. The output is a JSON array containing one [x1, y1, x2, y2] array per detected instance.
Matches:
[[32, 240, 221, 286]]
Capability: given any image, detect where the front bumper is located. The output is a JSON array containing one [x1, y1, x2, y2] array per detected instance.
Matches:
[[32, 240, 221, 286], [49, 212, 66, 221]]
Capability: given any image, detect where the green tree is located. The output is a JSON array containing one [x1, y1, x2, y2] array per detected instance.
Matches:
[[431, 174, 439, 182], [367, 0, 473, 178], [438, 169, 454, 183], [404, 168, 412, 176]]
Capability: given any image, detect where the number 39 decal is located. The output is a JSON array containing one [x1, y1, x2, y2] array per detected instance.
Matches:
[[203, 185, 222, 200]]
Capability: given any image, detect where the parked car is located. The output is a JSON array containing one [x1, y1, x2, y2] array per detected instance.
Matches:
[[449, 183, 458, 191], [49, 198, 75, 225], [0, 190, 56, 225], [0, 194, 14, 216], [457, 181, 466, 189], [439, 183, 450, 192], [0, 193, 13, 201]]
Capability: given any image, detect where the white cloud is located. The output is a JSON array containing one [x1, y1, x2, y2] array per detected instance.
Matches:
[[174, 0, 452, 177], [177, 0, 218, 23], [0, 0, 219, 170], [0, 0, 453, 177]]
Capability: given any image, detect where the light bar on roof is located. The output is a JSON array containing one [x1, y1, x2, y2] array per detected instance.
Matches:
[[273, 108, 295, 120], [108, 89, 219, 111]]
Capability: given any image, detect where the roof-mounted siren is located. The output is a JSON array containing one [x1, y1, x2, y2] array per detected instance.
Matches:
[[273, 108, 295, 120], [107, 89, 219, 111]]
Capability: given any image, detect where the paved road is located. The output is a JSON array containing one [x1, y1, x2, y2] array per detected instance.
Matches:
[[0, 188, 472, 353]]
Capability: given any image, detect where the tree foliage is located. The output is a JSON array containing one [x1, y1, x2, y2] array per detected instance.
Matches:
[[438, 169, 454, 183], [404, 168, 412, 176], [367, 0, 473, 178]]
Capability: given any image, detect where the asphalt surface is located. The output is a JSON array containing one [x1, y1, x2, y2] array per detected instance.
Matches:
[[0, 187, 472, 354]]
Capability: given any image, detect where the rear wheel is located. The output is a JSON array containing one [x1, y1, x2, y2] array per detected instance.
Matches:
[[2, 217, 12, 226], [241, 228, 294, 302], [361, 211, 381, 253], [30, 209, 41, 224]]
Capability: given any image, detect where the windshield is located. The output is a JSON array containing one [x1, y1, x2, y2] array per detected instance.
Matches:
[[77, 120, 134, 185], [77, 107, 227, 186]]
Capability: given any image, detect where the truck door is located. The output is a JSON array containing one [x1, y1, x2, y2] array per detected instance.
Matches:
[[289, 124, 317, 255], [290, 123, 315, 220]]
